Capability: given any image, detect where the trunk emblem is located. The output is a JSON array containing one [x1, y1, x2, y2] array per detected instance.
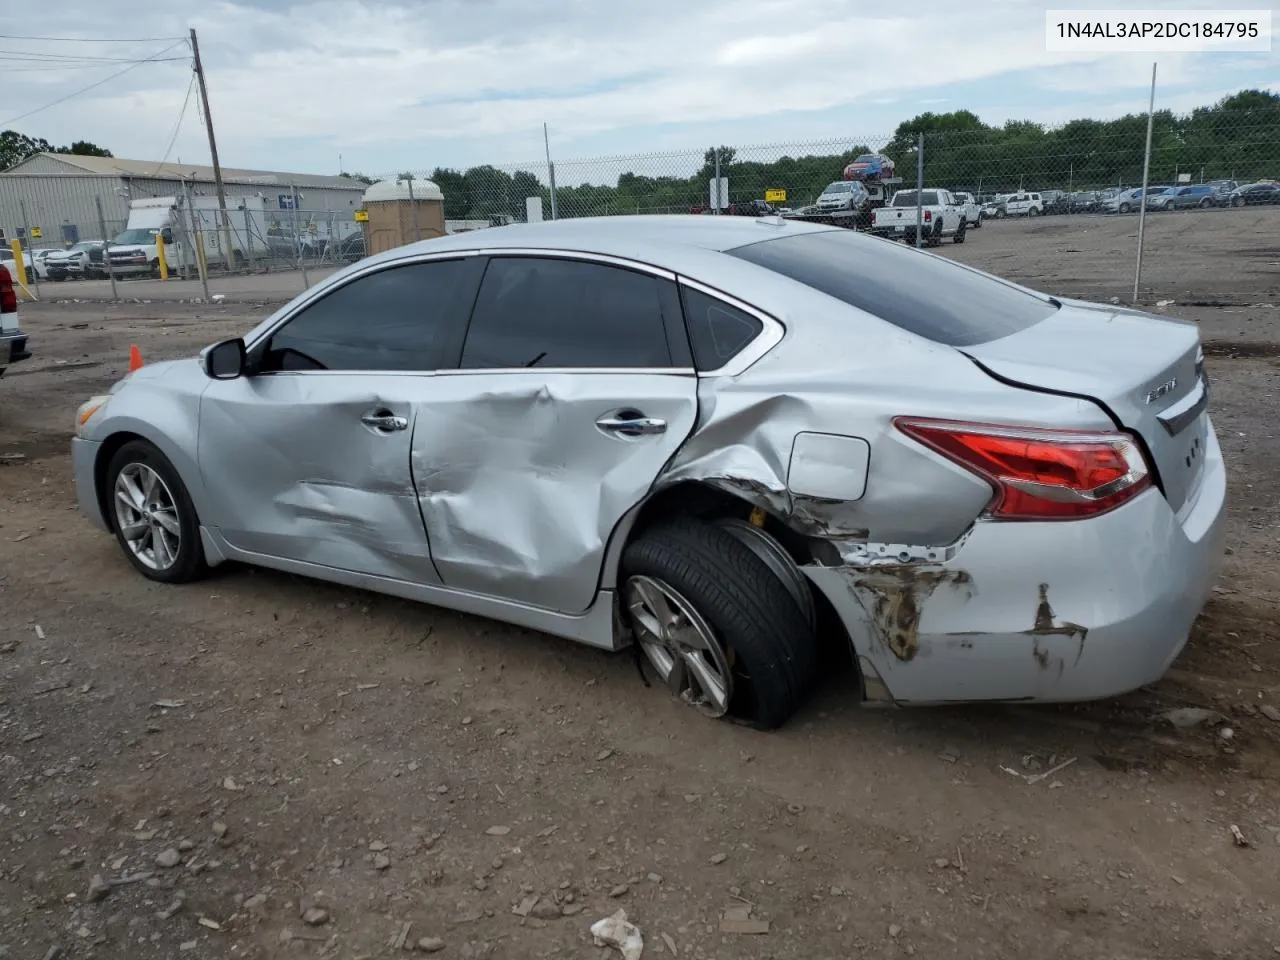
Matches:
[[1145, 378, 1177, 404]]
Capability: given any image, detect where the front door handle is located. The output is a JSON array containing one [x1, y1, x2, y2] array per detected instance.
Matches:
[[361, 410, 409, 433], [596, 413, 667, 437]]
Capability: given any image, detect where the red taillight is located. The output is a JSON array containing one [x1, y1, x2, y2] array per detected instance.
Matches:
[[0, 265, 15, 314], [923, 210, 932, 222], [894, 417, 1152, 520]]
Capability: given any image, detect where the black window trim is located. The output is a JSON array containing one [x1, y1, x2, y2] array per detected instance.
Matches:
[[244, 249, 484, 376]]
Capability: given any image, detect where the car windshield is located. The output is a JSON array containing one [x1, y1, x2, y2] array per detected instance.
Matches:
[[729, 229, 1059, 347], [70, 242, 98, 251], [113, 228, 158, 244], [854, 155, 879, 163], [822, 182, 853, 194], [892, 191, 939, 206]]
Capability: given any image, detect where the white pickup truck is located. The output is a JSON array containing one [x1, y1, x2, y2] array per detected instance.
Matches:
[[953, 192, 983, 228], [871, 189, 967, 246]]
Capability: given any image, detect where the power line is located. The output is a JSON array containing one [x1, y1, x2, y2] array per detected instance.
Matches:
[[150, 70, 197, 174], [0, 33, 187, 43], [0, 49, 186, 63], [0, 40, 189, 126]]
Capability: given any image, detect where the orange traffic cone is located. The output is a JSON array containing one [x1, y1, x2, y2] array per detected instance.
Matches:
[[128, 344, 143, 372]]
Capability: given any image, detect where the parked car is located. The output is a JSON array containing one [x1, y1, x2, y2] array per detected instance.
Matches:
[[981, 195, 1008, 218], [0, 263, 31, 375], [1102, 187, 1169, 214], [1065, 191, 1101, 213], [67, 216, 1225, 728], [1228, 182, 1280, 206], [46, 240, 108, 280], [1003, 192, 1045, 217], [871, 189, 967, 244], [842, 153, 896, 181], [30, 248, 55, 280], [814, 181, 871, 215], [0, 248, 35, 285], [336, 231, 367, 263], [726, 199, 778, 217], [1150, 185, 1218, 210], [952, 192, 983, 228], [1038, 190, 1069, 214]]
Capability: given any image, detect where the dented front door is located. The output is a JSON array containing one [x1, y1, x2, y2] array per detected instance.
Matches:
[[410, 371, 699, 613], [197, 373, 442, 584]]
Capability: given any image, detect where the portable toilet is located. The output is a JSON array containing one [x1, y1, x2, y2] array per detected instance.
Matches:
[[360, 178, 446, 254]]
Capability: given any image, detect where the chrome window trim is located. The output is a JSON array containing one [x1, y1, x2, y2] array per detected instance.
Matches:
[[676, 276, 786, 378], [243, 245, 779, 378]]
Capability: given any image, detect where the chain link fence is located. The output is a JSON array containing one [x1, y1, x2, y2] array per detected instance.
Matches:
[[385, 101, 1277, 227]]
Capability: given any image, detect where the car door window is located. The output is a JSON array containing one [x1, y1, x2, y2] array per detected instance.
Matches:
[[459, 256, 673, 369], [261, 259, 469, 372]]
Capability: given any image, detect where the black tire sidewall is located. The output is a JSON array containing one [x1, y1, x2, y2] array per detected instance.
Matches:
[[105, 440, 206, 583], [621, 520, 818, 729]]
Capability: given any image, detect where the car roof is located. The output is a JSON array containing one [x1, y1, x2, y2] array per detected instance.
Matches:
[[375, 215, 843, 265]]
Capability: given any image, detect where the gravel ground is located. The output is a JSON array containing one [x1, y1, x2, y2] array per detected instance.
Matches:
[[2, 209, 1280, 960]]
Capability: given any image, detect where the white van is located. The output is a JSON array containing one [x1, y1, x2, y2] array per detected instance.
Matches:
[[107, 196, 266, 277]]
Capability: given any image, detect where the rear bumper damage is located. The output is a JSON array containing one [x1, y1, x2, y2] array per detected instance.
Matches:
[[802, 428, 1227, 704]]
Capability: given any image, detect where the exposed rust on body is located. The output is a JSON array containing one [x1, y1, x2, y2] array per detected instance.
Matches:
[[1027, 583, 1088, 670], [841, 565, 973, 662]]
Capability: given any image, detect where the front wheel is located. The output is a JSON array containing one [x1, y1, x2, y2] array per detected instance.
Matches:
[[994, 208, 1006, 219], [1231, 196, 1243, 207], [1199, 198, 1212, 208], [105, 440, 208, 584], [953, 219, 967, 243], [621, 519, 818, 729], [973, 214, 983, 228], [1119, 203, 1131, 214]]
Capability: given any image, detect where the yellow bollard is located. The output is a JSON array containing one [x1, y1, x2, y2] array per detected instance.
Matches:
[[155, 234, 170, 280], [8, 239, 34, 300]]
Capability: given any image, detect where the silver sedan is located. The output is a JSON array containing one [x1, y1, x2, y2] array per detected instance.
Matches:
[[71, 216, 1225, 728]]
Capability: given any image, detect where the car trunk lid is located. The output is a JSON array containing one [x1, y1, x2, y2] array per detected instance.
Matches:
[[961, 303, 1209, 514]]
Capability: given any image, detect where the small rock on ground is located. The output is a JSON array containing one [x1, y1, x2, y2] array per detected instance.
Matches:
[[302, 908, 329, 926], [155, 849, 181, 869], [417, 937, 446, 953]]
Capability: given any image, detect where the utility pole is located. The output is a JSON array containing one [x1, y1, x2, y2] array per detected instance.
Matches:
[[189, 28, 235, 272]]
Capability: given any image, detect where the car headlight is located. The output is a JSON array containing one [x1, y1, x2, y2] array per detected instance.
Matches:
[[75, 395, 110, 437]]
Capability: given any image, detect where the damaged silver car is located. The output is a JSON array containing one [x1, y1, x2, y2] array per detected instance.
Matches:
[[71, 216, 1225, 729]]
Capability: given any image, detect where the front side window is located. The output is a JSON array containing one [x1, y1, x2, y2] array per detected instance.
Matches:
[[262, 259, 468, 372], [459, 257, 672, 369]]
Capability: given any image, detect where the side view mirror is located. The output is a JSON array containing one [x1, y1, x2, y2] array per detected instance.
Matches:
[[160, 227, 174, 244], [204, 337, 247, 380]]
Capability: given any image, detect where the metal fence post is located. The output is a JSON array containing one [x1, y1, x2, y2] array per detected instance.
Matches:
[[713, 149, 721, 215], [182, 179, 211, 302], [94, 196, 119, 301], [290, 183, 310, 290], [242, 206, 256, 270], [1133, 62, 1157, 304], [544, 122, 559, 220], [915, 131, 924, 249], [19, 200, 39, 298]]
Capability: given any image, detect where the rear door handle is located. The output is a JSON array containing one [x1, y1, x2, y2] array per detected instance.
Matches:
[[596, 413, 667, 437], [361, 410, 409, 433]]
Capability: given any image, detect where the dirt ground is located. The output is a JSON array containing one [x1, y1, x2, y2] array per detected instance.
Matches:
[[2, 209, 1280, 960]]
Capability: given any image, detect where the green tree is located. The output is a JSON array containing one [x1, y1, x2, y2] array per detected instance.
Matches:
[[0, 130, 112, 170]]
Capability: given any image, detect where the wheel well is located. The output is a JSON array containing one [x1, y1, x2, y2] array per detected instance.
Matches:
[[93, 431, 145, 522], [622, 481, 857, 674]]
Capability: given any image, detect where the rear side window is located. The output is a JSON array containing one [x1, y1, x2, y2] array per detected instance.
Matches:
[[679, 286, 763, 371], [893, 191, 939, 207], [728, 230, 1058, 347], [460, 257, 672, 369]]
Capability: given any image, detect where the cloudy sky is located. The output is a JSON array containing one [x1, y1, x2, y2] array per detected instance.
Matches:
[[3, 0, 1276, 178]]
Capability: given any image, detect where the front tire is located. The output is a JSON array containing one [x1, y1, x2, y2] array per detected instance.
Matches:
[[105, 440, 207, 584], [1119, 202, 1131, 214], [953, 219, 967, 243], [621, 519, 818, 730]]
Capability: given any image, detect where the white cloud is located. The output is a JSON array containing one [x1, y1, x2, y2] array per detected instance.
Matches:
[[3, 0, 1275, 175]]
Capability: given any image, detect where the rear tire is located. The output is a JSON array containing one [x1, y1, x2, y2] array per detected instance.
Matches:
[[621, 519, 818, 730], [105, 440, 208, 585], [1028, 207, 1041, 217]]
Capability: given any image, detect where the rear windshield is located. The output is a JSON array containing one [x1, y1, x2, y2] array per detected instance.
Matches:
[[892, 190, 939, 206], [727, 230, 1059, 347]]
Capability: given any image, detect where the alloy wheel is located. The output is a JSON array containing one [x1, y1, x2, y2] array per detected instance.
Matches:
[[113, 462, 182, 571], [624, 574, 734, 718]]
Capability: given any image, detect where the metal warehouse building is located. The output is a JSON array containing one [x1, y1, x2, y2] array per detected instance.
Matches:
[[0, 153, 367, 248]]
